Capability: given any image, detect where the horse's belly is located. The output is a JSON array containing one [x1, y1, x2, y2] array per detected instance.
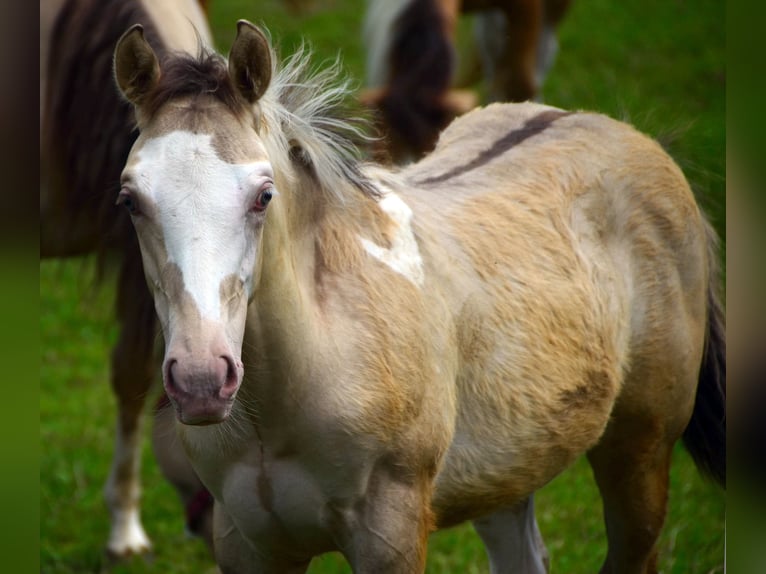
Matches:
[[432, 356, 620, 526], [432, 414, 609, 527], [424, 221, 627, 525]]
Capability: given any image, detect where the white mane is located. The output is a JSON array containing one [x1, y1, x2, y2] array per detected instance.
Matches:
[[256, 40, 380, 202]]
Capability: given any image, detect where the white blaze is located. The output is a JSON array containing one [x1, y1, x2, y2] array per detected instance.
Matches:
[[133, 131, 272, 320], [360, 192, 424, 287]]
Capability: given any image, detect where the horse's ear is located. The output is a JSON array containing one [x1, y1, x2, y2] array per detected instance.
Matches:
[[228, 20, 272, 104], [114, 24, 160, 106]]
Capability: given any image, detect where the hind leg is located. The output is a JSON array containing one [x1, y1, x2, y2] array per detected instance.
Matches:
[[103, 256, 158, 557], [587, 417, 675, 574], [473, 496, 549, 573]]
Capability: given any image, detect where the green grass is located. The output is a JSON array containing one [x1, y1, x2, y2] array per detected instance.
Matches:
[[41, 0, 724, 572]]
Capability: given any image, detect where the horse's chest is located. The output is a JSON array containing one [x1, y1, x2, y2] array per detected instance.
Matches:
[[180, 423, 369, 550], [217, 456, 331, 546]]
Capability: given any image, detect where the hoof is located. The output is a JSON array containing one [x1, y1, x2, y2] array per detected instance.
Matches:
[[105, 543, 153, 563], [105, 532, 152, 562], [105, 508, 152, 560]]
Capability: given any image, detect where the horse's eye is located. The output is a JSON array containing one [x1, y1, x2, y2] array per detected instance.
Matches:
[[252, 186, 274, 213], [116, 190, 140, 216]]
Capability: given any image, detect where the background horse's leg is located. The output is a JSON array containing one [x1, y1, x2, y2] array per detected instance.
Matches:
[[586, 419, 674, 574], [533, 0, 571, 93], [480, 0, 543, 102], [152, 399, 214, 553], [472, 496, 549, 573], [104, 254, 158, 557]]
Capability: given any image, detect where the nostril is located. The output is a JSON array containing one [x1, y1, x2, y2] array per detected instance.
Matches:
[[219, 355, 240, 398], [164, 358, 180, 396]]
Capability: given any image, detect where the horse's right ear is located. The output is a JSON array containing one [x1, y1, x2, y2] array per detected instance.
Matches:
[[114, 24, 160, 106]]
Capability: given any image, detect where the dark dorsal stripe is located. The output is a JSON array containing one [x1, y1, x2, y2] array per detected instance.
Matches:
[[415, 110, 573, 186]]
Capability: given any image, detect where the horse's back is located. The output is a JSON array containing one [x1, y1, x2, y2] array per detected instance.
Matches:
[[407, 102, 708, 367], [399, 102, 710, 525]]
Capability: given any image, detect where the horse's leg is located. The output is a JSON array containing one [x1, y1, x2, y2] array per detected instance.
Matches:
[[104, 253, 158, 557], [481, 0, 543, 102], [472, 496, 549, 574], [586, 417, 675, 574], [534, 0, 571, 93], [213, 503, 310, 574], [587, 299, 704, 574], [152, 398, 214, 553], [340, 473, 432, 573]]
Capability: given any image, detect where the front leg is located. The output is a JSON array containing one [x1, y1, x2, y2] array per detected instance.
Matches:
[[337, 469, 433, 574], [213, 502, 310, 574]]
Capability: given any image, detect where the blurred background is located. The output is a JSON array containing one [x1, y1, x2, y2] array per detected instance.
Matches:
[[40, 1, 726, 572]]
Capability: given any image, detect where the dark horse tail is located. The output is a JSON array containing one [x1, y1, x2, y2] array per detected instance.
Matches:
[[682, 219, 726, 487]]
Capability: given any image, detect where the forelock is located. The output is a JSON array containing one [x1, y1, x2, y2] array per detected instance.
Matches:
[[141, 49, 249, 120]]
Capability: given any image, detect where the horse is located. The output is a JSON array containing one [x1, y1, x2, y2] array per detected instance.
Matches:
[[362, 0, 572, 163], [40, 0, 213, 557], [112, 19, 725, 572]]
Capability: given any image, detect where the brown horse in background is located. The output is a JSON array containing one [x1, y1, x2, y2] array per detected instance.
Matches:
[[362, 0, 571, 163], [40, 0, 213, 557]]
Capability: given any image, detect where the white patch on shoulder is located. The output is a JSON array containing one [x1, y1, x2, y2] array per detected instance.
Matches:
[[359, 192, 424, 287]]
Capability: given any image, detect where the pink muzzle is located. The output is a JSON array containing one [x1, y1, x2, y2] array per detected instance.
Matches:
[[163, 350, 243, 425]]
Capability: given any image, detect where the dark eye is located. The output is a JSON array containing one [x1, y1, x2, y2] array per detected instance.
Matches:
[[116, 189, 140, 216], [252, 186, 274, 213]]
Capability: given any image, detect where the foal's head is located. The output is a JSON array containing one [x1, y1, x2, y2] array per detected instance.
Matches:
[[114, 21, 274, 425]]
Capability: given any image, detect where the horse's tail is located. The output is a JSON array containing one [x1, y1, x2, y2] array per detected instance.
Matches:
[[682, 218, 726, 487]]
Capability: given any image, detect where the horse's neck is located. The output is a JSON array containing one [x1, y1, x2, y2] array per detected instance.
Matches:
[[242, 176, 325, 390], [240, 172, 377, 406]]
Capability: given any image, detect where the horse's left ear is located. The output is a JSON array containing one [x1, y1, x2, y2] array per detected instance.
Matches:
[[228, 20, 272, 104]]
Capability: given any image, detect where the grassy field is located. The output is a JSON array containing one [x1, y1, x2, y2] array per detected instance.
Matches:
[[41, 0, 725, 572]]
